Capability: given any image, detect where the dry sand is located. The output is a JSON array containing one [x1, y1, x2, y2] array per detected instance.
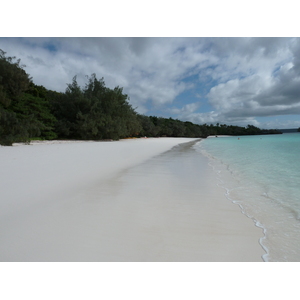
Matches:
[[0, 138, 265, 261]]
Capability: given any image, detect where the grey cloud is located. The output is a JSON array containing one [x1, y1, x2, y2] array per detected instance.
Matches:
[[208, 37, 290, 59], [256, 79, 300, 107], [26, 55, 47, 67]]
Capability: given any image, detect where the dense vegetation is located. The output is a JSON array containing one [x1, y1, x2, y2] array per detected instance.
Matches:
[[0, 49, 282, 146], [298, 127, 300, 132], [49, 74, 141, 140]]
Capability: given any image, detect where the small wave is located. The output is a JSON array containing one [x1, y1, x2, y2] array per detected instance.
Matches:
[[255, 221, 269, 262]]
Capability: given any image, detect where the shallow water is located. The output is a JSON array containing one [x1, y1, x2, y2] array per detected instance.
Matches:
[[196, 133, 300, 261]]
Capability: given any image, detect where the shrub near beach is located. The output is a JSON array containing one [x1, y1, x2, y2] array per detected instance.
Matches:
[[0, 49, 57, 145]]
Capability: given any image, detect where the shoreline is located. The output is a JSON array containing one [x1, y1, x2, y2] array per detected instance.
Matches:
[[198, 134, 300, 262], [195, 139, 269, 261], [0, 138, 264, 261]]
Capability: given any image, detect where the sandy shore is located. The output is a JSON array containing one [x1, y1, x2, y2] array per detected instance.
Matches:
[[0, 138, 264, 261]]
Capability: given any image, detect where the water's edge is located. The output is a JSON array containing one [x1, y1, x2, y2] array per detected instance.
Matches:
[[193, 140, 268, 262]]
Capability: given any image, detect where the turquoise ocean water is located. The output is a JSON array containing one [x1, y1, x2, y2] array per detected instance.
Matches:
[[194, 133, 300, 262]]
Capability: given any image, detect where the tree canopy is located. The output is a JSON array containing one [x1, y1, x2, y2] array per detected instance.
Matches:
[[49, 74, 141, 140]]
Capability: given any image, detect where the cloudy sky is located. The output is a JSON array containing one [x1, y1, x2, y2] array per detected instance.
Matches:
[[1, 37, 300, 129]]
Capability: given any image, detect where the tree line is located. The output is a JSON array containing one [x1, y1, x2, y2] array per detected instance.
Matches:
[[0, 49, 282, 146]]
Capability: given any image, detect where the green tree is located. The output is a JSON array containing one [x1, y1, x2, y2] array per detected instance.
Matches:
[[50, 74, 141, 140], [0, 108, 29, 145], [137, 115, 160, 137], [0, 50, 59, 145], [11, 93, 57, 140], [0, 49, 32, 107], [0, 49, 48, 145]]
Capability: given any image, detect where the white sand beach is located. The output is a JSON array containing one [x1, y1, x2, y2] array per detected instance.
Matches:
[[0, 138, 265, 261]]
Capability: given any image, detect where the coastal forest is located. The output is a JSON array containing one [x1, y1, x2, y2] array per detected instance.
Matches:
[[0, 49, 282, 146]]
